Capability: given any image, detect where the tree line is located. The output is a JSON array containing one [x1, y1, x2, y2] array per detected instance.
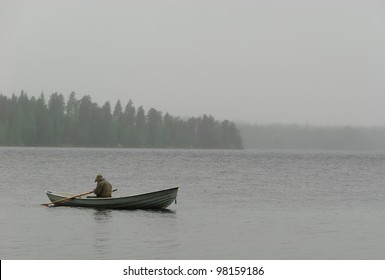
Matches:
[[0, 91, 243, 149]]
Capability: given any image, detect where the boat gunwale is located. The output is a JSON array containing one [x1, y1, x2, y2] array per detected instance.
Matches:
[[46, 187, 179, 202]]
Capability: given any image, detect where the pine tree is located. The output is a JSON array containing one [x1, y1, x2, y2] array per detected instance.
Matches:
[[147, 108, 163, 147], [123, 100, 136, 147], [48, 93, 65, 145], [135, 106, 146, 146]]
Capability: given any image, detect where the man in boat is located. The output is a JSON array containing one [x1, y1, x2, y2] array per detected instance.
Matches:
[[93, 174, 113, 198]]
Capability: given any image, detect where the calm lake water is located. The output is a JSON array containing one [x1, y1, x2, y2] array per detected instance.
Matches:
[[1, 147, 385, 260]]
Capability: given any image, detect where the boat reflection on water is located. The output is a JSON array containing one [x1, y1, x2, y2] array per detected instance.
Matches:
[[92, 207, 176, 219]]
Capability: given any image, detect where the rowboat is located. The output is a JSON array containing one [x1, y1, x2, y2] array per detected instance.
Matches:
[[45, 187, 178, 210]]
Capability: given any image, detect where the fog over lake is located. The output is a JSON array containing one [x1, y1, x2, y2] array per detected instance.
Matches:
[[1, 0, 384, 126], [3, 3, 385, 275]]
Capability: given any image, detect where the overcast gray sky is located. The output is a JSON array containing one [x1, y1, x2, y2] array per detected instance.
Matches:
[[1, 0, 384, 126]]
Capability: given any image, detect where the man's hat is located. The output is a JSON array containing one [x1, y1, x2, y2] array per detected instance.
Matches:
[[95, 174, 104, 182]]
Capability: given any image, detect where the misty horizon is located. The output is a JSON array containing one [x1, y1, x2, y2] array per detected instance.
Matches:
[[3, 90, 385, 129], [1, 1, 385, 127]]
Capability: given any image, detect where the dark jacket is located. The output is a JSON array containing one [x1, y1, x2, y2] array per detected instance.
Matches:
[[94, 179, 112, 197]]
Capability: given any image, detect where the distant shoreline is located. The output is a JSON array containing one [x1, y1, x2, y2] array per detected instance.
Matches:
[[0, 145, 243, 150], [238, 123, 385, 151]]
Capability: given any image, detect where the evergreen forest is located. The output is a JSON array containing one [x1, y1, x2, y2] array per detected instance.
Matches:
[[0, 91, 243, 149]]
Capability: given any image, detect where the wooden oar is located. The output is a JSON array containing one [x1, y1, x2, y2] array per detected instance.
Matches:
[[41, 190, 94, 207], [41, 188, 119, 207]]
